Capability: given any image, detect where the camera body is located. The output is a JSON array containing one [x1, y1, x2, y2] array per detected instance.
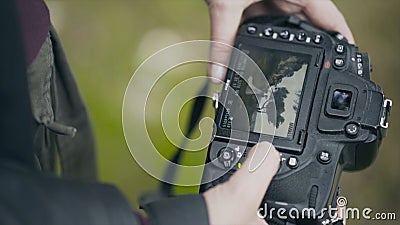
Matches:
[[200, 16, 391, 223]]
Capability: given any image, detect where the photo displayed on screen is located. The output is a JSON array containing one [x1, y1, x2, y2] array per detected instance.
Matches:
[[223, 47, 311, 139]]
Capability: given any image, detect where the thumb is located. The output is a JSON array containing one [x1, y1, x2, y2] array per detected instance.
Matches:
[[203, 142, 280, 225], [249, 216, 270, 225], [228, 142, 281, 209]]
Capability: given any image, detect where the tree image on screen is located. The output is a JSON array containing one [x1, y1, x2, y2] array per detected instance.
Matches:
[[239, 49, 310, 138]]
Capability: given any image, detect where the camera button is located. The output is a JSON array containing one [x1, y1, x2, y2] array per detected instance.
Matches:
[[247, 26, 257, 34], [334, 58, 345, 68], [280, 30, 290, 39], [297, 32, 307, 41], [289, 33, 295, 41], [218, 148, 236, 169], [287, 157, 299, 169], [313, 34, 323, 44], [336, 44, 346, 54], [345, 123, 360, 137], [318, 151, 331, 164], [264, 27, 273, 37]]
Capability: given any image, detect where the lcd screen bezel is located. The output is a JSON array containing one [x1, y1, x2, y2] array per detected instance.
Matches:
[[215, 36, 324, 153]]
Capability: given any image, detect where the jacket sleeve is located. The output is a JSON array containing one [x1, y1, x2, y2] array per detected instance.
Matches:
[[0, 163, 142, 225], [141, 194, 209, 225]]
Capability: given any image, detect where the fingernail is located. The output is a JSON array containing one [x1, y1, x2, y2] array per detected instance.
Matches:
[[248, 142, 274, 172]]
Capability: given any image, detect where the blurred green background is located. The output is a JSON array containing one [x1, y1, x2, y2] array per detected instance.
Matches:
[[46, 0, 399, 224]]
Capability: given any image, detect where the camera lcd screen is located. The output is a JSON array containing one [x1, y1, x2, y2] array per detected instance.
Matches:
[[220, 47, 311, 139]]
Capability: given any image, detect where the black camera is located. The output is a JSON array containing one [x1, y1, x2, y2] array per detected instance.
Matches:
[[200, 16, 392, 224]]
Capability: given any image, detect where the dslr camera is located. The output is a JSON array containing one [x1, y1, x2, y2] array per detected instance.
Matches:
[[200, 16, 392, 224]]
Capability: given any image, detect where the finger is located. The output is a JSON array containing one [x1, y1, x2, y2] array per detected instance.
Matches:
[[207, 1, 260, 82], [243, 1, 307, 21], [203, 142, 279, 225], [228, 142, 281, 208], [243, 1, 274, 19], [207, 3, 242, 82], [302, 0, 355, 44]]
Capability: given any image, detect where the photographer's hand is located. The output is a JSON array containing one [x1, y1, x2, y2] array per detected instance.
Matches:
[[203, 142, 281, 225], [206, 0, 355, 82]]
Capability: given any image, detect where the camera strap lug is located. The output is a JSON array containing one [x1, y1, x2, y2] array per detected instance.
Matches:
[[380, 98, 392, 129]]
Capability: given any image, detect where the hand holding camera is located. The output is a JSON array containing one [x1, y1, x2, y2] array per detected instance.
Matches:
[[202, 1, 391, 225], [205, 0, 355, 81], [204, 142, 280, 225]]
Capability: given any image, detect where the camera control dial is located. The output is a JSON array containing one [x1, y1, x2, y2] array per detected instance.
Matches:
[[218, 148, 236, 169]]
